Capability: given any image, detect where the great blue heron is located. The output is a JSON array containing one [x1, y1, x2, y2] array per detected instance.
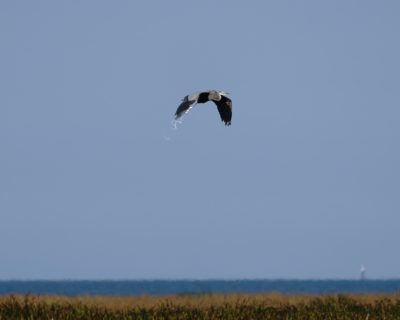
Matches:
[[174, 90, 232, 126]]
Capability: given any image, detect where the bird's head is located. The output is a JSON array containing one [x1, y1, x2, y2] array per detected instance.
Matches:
[[208, 90, 221, 101]]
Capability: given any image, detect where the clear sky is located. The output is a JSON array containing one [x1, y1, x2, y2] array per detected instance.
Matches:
[[1, 1, 399, 280]]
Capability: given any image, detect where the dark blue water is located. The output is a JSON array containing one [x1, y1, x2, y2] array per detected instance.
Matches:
[[1, 280, 400, 296]]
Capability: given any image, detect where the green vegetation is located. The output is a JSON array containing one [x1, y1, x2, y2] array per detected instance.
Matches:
[[1, 293, 400, 319]]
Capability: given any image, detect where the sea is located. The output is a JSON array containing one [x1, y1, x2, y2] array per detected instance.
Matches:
[[1, 280, 400, 296]]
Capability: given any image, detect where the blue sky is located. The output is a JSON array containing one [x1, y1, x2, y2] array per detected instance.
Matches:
[[1, 1, 399, 279]]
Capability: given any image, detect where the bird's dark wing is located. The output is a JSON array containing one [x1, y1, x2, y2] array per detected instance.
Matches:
[[213, 95, 232, 126], [197, 92, 210, 103], [174, 95, 197, 120]]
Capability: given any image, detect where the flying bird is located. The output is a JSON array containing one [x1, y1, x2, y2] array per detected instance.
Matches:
[[174, 90, 232, 126]]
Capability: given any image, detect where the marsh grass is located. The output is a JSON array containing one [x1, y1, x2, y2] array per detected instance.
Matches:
[[1, 293, 400, 319]]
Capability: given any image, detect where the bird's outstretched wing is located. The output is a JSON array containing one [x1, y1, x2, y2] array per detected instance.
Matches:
[[213, 94, 232, 126], [174, 93, 199, 120]]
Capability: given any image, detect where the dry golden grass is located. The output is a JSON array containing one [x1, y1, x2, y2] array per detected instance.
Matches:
[[1, 292, 400, 308], [1, 293, 400, 319]]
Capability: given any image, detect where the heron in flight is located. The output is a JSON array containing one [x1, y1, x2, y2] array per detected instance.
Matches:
[[174, 90, 232, 126]]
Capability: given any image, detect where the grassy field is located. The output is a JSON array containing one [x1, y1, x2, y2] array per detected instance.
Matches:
[[1, 293, 400, 319]]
